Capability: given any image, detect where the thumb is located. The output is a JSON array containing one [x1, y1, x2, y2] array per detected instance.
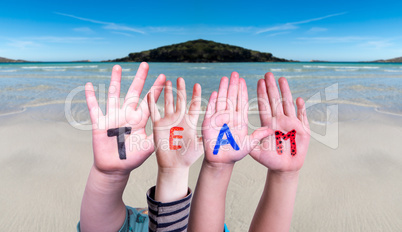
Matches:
[[246, 127, 273, 153], [250, 127, 273, 143]]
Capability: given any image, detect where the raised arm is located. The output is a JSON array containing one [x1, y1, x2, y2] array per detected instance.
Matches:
[[249, 73, 310, 232], [147, 77, 203, 231], [189, 72, 272, 232], [79, 63, 165, 232]]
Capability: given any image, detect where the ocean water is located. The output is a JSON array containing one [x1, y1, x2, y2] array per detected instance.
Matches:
[[0, 62, 401, 126]]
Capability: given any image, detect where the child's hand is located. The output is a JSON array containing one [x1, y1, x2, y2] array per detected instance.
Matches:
[[85, 63, 165, 176], [250, 73, 310, 173], [148, 77, 203, 170], [202, 72, 272, 167], [148, 77, 203, 202]]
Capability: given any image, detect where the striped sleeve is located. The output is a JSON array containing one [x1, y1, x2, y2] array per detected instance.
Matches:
[[147, 186, 192, 232]]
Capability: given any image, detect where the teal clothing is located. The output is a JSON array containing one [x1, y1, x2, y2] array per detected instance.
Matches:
[[77, 186, 230, 232], [77, 207, 148, 232]]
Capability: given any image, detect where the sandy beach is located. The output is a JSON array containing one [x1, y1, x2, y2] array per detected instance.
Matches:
[[0, 102, 401, 232]]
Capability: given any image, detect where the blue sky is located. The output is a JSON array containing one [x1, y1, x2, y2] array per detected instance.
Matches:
[[1, 0, 402, 61]]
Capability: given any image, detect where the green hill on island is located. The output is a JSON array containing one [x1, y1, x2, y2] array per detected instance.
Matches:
[[0, 57, 27, 63], [106, 39, 293, 62], [373, 56, 402, 63]]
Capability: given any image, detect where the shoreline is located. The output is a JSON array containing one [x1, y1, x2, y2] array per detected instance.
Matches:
[[1, 100, 401, 124]]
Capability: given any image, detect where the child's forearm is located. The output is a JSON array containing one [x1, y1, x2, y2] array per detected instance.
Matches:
[[188, 160, 234, 232], [249, 170, 299, 232], [80, 166, 129, 232], [155, 167, 190, 202]]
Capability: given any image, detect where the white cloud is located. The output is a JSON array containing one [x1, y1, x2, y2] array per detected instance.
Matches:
[[30, 36, 103, 43], [73, 27, 94, 34], [307, 27, 328, 33], [297, 36, 397, 49], [266, 31, 291, 37], [102, 24, 145, 34], [359, 40, 394, 49], [55, 12, 146, 34], [292, 12, 346, 25], [4, 36, 104, 50], [256, 12, 346, 34], [256, 24, 298, 34], [213, 26, 254, 33], [297, 36, 372, 43], [110, 31, 135, 37], [7, 40, 39, 49], [55, 12, 346, 37], [147, 26, 185, 33]]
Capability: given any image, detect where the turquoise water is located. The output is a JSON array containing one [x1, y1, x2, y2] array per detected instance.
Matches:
[[0, 62, 401, 123]]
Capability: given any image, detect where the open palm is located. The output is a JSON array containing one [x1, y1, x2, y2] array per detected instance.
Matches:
[[250, 73, 310, 172], [148, 78, 203, 169], [85, 63, 165, 175], [202, 72, 272, 165]]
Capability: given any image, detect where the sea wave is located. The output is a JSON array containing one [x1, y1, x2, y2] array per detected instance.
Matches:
[[374, 107, 402, 116], [335, 68, 359, 72], [190, 67, 209, 69], [0, 107, 27, 117], [303, 65, 380, 69], [42, 68, 67, 72], [20, 65, 98, 69]]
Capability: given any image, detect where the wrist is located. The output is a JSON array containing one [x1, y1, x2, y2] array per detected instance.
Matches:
[[201, 159, 234, 179], [268, 169, 300, 183], [88, 166, 130, 195], [155, 167, 189, 203], [203, 156, 236, 170]]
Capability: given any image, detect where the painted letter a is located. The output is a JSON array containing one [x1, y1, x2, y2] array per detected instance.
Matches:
[[213, 123, 240, 155]]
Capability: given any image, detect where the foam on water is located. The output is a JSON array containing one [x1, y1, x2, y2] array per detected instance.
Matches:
[[0, 62, 401, 120], [384, 69, 402, 72]]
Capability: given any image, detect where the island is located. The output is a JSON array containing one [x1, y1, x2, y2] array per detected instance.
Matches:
[[0, 57, 28, 63], [105, 39, 295, 63], [373, 56, 402, 63]]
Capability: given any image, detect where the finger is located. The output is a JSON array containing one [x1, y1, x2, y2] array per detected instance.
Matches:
[[147, 92, 161, 122], [237, 78, 248, 111], [124, 62, 149, 109], [226, 72, 239, 111], [85, 82, 103, 125], [216, 76, 229, 111], [265, 72, 284, 116], [238, 78, 249, 125], [278, 77, 295, 116], [137, 74, 166, 120], [247, 127, 274, 153], [107, 65, 122, 114], [257, 79, 272, 125], [164, 80, 174, 115], [176, 77, 187, 114], [205, 91, 218, 119], [296, 97, 309, 129], [238, 77, 249, 112], [188, 83, 202, 125]]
